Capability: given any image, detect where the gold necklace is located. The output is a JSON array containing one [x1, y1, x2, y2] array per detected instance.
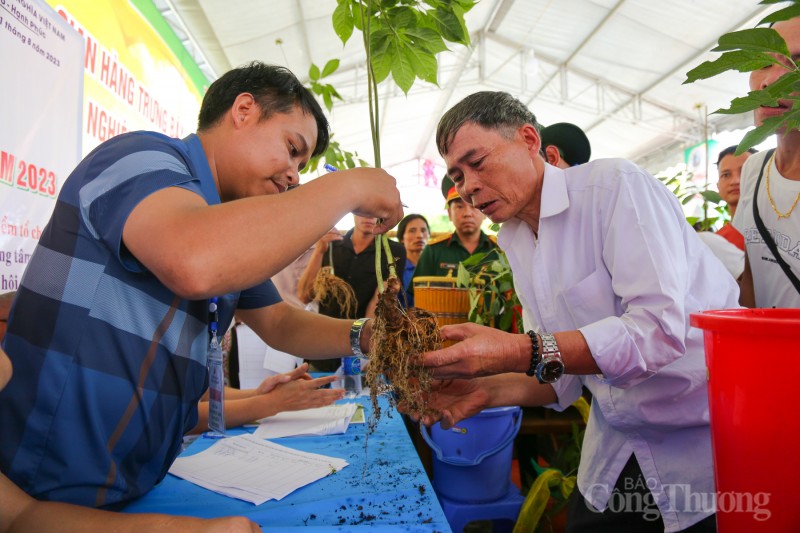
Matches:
[[765, 151, 800, 219]]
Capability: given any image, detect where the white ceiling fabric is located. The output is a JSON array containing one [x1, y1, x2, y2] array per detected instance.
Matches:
[[158, 0, 778, 186]]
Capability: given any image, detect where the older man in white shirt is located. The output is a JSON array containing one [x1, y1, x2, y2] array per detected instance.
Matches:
[[416, 91, 739, 533]]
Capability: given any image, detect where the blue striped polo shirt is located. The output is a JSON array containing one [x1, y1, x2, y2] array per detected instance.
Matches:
[[0, 131, 280, 507]]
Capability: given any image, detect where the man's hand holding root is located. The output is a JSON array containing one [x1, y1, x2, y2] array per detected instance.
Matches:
[[421, 322, 529, 379], [406, 378, 492, 429]]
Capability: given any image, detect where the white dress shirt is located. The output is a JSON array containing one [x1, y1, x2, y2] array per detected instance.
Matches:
[[696, 231, 744, 279], [498, 159, 740, 532]]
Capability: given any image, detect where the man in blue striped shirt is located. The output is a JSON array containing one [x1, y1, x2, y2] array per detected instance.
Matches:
[[0, 62, 403, 508]]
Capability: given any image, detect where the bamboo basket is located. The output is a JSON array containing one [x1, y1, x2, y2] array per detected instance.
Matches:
[[413, 276, 472, 327]]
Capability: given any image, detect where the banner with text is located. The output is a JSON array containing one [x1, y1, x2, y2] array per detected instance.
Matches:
[[0, 0, 83, 292], [49, 0, 208, 156]]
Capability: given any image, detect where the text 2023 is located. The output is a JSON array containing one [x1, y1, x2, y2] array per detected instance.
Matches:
[[17, 161, 57, 198]]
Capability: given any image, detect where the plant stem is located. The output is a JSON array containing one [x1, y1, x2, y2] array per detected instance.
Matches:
[[382, 233, 397, 279], [357, 1, 394, 289], [375, 234, 384, 292], [358, 1, 381, 168]]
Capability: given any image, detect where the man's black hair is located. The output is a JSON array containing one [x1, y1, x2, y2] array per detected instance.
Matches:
[[716, 145, 757, 166], [198, 61, 329, 157]]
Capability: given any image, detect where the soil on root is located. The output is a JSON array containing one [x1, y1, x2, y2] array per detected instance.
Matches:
[[366, 276, 442, 431]]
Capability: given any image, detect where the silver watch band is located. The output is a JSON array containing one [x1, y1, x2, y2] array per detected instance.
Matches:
[[349, 318, 371, 357], [539, 333, 560, 358]]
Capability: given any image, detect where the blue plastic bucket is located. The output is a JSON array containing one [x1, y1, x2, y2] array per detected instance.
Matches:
[[421, 406, 522, 503]]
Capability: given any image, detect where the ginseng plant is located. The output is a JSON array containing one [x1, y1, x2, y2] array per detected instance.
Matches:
[[313, 244, 358, 319], [331, 0, 475, 428]]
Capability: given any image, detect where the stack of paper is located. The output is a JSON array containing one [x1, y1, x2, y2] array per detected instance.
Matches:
[[168, 434, 348, 505], [252, 403, 359, 439]]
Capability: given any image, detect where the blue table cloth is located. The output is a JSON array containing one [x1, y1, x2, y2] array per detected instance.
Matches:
[[122, 396, 451, 532]]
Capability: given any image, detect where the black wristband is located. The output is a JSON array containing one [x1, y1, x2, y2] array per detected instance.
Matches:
[[525, 330, 540, 377]]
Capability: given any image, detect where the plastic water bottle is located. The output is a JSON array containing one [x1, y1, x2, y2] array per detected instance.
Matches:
[[342, 356, 362, 398]]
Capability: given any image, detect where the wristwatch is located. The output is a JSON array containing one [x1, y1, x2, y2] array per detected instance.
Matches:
[[350, 318, 371, 357], [535, 333, 565, 384]]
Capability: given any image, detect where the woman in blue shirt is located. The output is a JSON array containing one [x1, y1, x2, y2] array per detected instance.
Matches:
[[396, 214, 430, 307]]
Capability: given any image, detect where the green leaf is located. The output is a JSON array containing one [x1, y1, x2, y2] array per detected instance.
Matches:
[[465, 251, 491, 266], [387, 6, 417, 29], [450, 3, 471, 45], [405, 26, 449, 54], [333, 0, 354, 44], [400, 40, 438, 86], [499, 311, 513, 331], [711, 28, 789, 56], [700, 190, 722, 203], [392, 58, 417, 94], [429, 6, 466, 43], [329, 86, 343, 100], [352, 3, 364, 31], [759, 4, 800, 26], [684, 51, 783, 83], [321, 58, 340, 77], [455, 0, 477, 11], [738, 111, 800, 151], [456, 264, 471, 287], [714, 88, 780, 114], [714, 73, 800, 114], [763, 71, 800, 98], [369, 27, 394, 83], [309, 63, 321, 81], [323, 91, 333, 112]]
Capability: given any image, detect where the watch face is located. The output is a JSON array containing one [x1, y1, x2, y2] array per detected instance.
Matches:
[[537, 358, 565, 383]]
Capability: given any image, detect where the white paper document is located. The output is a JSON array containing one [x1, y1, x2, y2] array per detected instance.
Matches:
[[262, 342, 304, 375], [236, 324, 304, 389], [168, 433, 348, 505], [252, 403, 359, 439]]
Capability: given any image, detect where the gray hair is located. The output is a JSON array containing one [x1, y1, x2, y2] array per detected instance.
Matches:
[[436, 91, 542, 156]]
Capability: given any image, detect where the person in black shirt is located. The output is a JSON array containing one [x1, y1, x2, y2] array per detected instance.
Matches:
[[297, 216, 406, 370]]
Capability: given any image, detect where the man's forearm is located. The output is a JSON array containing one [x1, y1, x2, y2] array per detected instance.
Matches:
[[238, 304, 352, 359], [190, 396, 278, 434], [483, 374, 558, 407]]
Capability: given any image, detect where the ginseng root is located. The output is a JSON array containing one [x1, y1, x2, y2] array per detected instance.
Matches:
[[366, 276, 441, 430], [313, 266, 357, 319]]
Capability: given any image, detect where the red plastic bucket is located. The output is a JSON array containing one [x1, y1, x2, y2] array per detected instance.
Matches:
[[421, 406, 521, 503], [690, 308, 800, 532]]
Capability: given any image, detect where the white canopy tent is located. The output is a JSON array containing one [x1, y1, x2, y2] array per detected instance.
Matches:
[[156, 0, 778, 213]]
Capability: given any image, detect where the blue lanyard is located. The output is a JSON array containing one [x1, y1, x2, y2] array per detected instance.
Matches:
[[206, 296, 225, 436], [208, 296, 219, 340]]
